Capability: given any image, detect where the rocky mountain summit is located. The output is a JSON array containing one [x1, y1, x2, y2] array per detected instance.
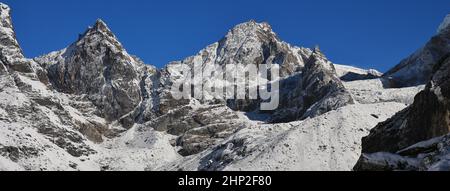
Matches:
[[0, 2, 446, 171], [35, 19, 146, 122]]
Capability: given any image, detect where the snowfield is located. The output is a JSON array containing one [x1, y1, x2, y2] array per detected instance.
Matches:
[[159, 102, 407, 171], [0, 70, 421, 171], [343, 79, 424, 105], [0, 2, 441, 171]]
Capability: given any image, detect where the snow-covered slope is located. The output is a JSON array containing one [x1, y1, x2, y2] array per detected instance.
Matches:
[[343, 79, 424, 105], [34, 19, 156, 124], [0, 2, 431, 171], [160, 102, 407, 171], [355, 50, 450, 171], [355, 134, 450, 171], [383, 15, 450, 88]]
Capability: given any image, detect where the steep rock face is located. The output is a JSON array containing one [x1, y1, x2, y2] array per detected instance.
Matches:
[[149, 22, 355, 155], [0, 3, 33, 73], [159, 21, 353, 122], [221, 21, 311, 112], [353, 15, 450, 171], [35, 20, 149, 122], [360, 56, 450, 155], [1, 2, 405, 170], [0, 58, 6, 74], [270, 48, 354, 122], [0, 4, 102, 168], [143, 102, 250, 156], [214, 21, 310, 77], [383, 16, 450, 88], [355, 56, 450, 171], [158, 21, 312, 113]]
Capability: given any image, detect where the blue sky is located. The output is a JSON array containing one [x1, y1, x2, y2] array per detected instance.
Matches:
[[2, 0, 449, 71]]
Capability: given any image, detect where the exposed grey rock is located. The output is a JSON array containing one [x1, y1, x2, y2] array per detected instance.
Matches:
[[383, 18, 450, 88], [0, 3, 32, 73], [0, 4, 103, 164], [35, 19, 145, 122], [144, 103, 248, 156], [161, 21, 312, 112], [0, 145, 40, 163], [355, 17, 450, 170], [145, 22, 354, 155], [1, 2, 402, 171], [360, 55, 450, 155], [339, 71, 381, 81], [0, 60, 7, 75], [214, 20, 310, 77], [197, 138, 249, 171], [355, 134, 450, 171], [269, 48, 355, 122]]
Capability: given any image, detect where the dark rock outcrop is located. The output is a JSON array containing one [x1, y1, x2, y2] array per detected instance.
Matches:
[[361, 55, 450, 154], [269, 48, 354, 122], [355, 55, 450, 171], [355, 134, 450, 171]]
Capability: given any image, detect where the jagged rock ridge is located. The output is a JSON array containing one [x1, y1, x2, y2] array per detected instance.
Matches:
[[0, 2, 430, 171], [270, 48, 354, 122], [35, 19, 150, 122]]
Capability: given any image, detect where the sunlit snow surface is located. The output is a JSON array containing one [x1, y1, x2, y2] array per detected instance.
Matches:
[[437, 14, 450, 34]]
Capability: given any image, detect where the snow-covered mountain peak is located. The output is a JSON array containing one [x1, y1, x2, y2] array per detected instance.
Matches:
[[232, 20, 272, 31], [312, 46, 325, 58], [79, 19, 121, 48], [0, 3, 433, 171], [437, 14, 450, 34], [306, 47, 335, 74], [92, 19, 110, 33], [32, 17, 150, 122], [0, 2, 10, 14], [225, 20, 278, 41]]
